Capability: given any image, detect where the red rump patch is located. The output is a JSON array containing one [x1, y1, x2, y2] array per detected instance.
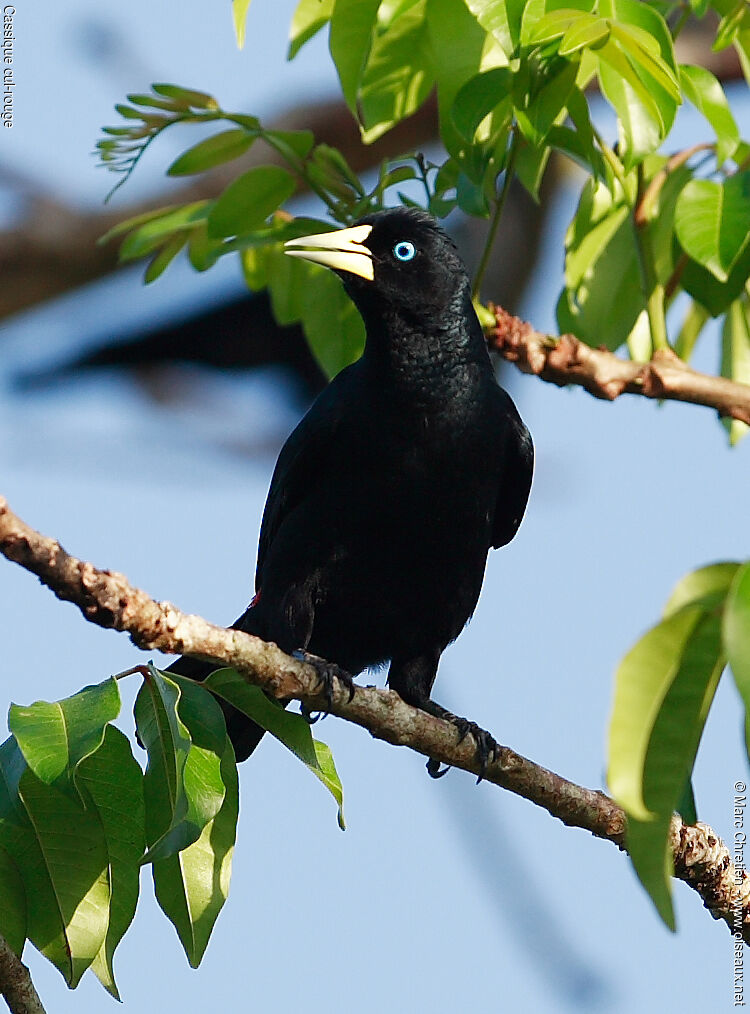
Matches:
[[250, 589, 261, 607]]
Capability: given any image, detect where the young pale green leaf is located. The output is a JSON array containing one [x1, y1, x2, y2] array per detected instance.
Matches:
[[559, 13, 610, 55], [118, 202, 211, 261], [8, 678, 120, 794], [167, 129, 256, 177], [679, 64, 739, 164], [0, 738, 111, 987], [608, 605, 704, 821], [207, 166, 296, 239], [625, 613, 724, 931], [725, 562, 750, 727], [289, 0, 334, 58], [97, 205, 181, 246], [663, 561, 740, 617], [674, 174, 750, 282], [329, 0, 381, 115], [241, 244, 269, 291], [526, 7, 588, 46], [596, 42, 663, 165], [359, 0, 434, 144], [720, 298, 750, 445], [152, 738, 238, 968], [462, 0, 527, 58], [204, 668, 346, 829], [77, 726, 144, 1000], [152, 84, 218, 110], [674, 299, 709, 364], [0, 847, 26, 956], [232, 0, 253, 48]]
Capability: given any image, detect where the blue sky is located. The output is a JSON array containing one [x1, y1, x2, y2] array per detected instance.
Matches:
[[2, 3, 750, 1011]]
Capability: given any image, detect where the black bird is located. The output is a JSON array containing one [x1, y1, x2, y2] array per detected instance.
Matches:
[[169, 207, 533, 773]]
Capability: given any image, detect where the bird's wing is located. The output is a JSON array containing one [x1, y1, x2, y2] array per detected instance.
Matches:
[[491, 393, 534, 549], [254, 367, 353, 587]]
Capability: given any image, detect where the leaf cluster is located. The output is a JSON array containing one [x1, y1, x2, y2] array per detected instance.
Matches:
[[0, 665, 343, 996]]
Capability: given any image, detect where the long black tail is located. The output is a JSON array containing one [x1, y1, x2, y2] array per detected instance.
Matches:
[[165, 607, 266, 761]]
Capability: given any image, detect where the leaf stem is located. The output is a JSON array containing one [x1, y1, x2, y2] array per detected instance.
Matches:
[[472, 130, 519, 300], [633, 163, 670, 351]]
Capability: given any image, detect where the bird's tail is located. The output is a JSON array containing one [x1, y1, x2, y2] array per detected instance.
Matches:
[[165, 606, 265, 761]]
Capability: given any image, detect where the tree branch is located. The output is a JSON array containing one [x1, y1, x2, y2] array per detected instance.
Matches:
[[0, 495, 748, 941], [490, 306, 750, 425], [0, 933, 46, 1014]]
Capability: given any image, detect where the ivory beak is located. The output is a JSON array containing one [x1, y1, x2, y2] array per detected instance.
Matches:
[[284, 223, 374, 281]]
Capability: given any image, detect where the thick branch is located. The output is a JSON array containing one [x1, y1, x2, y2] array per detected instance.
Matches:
[[490, 306, 750, 425], [0, 496, 748, 941], [0, 934, 46, 1014]]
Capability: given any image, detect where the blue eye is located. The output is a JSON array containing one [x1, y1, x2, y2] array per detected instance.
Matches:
[[393, 240, 416, 262]]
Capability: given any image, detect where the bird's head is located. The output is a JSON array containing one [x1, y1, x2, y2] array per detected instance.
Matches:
[[284, 208, 471, 327]]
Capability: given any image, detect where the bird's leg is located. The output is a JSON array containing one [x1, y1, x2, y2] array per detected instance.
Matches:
[[293, 650, 357, 719], [388, 654, 498, 781]]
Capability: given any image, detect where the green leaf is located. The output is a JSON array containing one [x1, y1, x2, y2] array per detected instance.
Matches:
[[144, 233, 189, 283], [726, 562, 750, 735], [266, 243, 309, 326], [299, 266, 367, 378], [77, 727, 144, 1000], [721, 299, 750, 445], [559, 13, 610, 55], [167, 129, 256, 176], [515, 58, 579, 146], [451, 68, 513, 143], [118, 202, 211, 261], [514, 139, 550, 202], [611, 610, 724, 930], [0, 847, 26, 956], [462, 0, 527, 57], [8, 678, 120, 793], [680, 240, 750, 317], [0, 738, 111, 987], [207, 166, 296, 239], [596, 42, 663, 165], [153, 737, 238, 968], [241, 244, 269, 291], [359, 0, 434, 143], [137, 668, 227, 865], [97, 205, 181, 246], [262, 128, 315, 160], [675, 174, 750, 282], [679, 64, 739, 165], [232, 0, 253, 48], [204, 668, 346, 829], [152, 84, 218, 110], [289, 0, 334, 59], [329, 0, 381, 115], [608, 607, 704, 822], [663, 561, 740, 618], [428, 0, 508, 157], [676, 778, 698, 826], [673, 299, 709, 364]]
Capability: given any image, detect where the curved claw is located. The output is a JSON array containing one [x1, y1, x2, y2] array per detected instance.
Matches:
[[426, 757, 451, 779], [296, 651, 357, 711], [300, 702, 323, 725]]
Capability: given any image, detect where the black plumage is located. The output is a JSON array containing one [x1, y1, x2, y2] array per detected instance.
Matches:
[[170, 208, 533, 771]]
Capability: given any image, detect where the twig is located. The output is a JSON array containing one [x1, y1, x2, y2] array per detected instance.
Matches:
[[490, 306, 750, 425], [0, 933, 46, 1014], [0, 496, 748, 941]]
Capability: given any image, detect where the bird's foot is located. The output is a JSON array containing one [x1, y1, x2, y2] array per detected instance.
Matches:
[[294, 651, 356, 716], [421, 704, 499, 783]]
